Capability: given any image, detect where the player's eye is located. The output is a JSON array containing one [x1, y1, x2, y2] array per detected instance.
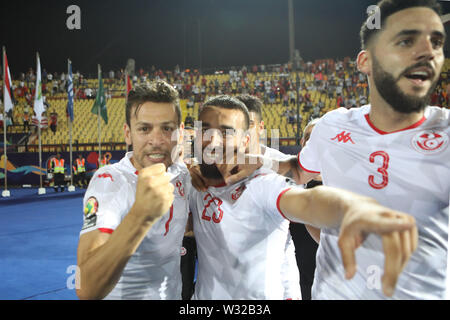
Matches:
[[224, 129, 236, 136], [138, 126, 150, 133], [397, 38, 414, 47], [431, 37, 444, 50]]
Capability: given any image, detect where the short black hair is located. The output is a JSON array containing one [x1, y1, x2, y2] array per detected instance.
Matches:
[[126, 80, 181, 126], [236, 94, 263, 122], [360, 0, 442, 50], [199, 95, 250, 130]]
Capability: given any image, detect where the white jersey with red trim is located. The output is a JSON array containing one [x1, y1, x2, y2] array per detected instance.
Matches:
[[262, 145, 301, 300], [298, 105, 450, 299], [189, 171, 301, 300], [79, 152, 190, 300]]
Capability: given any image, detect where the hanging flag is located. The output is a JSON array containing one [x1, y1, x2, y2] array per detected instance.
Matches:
[[67, 59, 74, 122], [126, 73, 132, 98], [34, 53, 45, 121], [91, 66, 108, 124], [3, 48, 14, 114]]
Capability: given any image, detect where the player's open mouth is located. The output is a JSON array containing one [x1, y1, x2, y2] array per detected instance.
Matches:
[[147, 153, 166, 161], [403, 67, 433, 86]]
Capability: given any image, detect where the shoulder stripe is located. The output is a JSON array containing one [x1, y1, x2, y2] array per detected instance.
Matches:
[[98, 228, 114, 234], [297, 153, 321, 174], [276, 188, 295, 222]]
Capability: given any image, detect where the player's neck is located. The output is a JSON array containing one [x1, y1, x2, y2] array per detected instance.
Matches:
[[368, 96, 425, 133], [129, 157, 142, 172]]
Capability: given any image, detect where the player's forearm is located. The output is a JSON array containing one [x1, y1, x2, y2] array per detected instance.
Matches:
[[77, 208, 157, 300], [282, 186, 374, 229]]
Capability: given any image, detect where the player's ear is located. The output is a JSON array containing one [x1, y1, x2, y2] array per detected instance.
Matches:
[[242, 132, 250, 149], [258, 120, 265, 132], [124, 123, 132, 146], [357, 50, 371, 76]]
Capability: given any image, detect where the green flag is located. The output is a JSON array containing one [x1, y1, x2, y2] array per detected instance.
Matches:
[[91, 68, 108, 124]]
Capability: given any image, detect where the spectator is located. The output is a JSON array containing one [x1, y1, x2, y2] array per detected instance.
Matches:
[[289, 90, 296, 106], [184, 113, 194, 128], [23, 112, 30, 132], [283, 93, 289, 107], [186, 96, 194, 110], [85, 87, 93, 99], [50, 111, 58, 134]]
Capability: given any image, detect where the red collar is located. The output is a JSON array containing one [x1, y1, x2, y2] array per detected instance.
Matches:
[[364, 113, 426, 135]]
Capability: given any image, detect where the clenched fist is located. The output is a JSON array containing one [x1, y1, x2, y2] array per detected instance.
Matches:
[[133, 163, 175, 222]]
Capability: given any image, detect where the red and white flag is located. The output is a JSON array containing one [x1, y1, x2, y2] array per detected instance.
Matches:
[[3, 48, 14, 113], [126, 73, 132, 98]]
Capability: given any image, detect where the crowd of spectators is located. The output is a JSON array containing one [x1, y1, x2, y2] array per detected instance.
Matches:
[[1, 57, 449, 133]]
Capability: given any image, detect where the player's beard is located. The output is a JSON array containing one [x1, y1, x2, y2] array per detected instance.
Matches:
[[199, 163, 223, 180], [372, 55, 437, 114]]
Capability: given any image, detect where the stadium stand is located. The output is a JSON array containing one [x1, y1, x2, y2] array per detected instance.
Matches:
[[1, 57, 449, 150]]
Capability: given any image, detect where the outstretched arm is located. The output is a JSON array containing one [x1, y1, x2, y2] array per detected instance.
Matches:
[[278, 186, 418, 297]]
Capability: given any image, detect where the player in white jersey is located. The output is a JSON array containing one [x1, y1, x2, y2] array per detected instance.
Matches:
[[224, 0, 449, 299], [301, 0, 449, 299], [239, 94, 301, 299], [80, 152, 190, 299], [76, 81, 189, 300], [225, 0, 449, 300], [190, 95, 418, 299], [300, 105, 449, 299]]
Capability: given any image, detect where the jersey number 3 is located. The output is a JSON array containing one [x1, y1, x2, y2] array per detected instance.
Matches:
[[368, 151, 389, 189]]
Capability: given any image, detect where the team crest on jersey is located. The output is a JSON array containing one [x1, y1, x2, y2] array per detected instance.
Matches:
[[231, 185, 246, 201], [175, 180, 185, 197], [82, 197, 98, 230], [411, 130, 448, 154]]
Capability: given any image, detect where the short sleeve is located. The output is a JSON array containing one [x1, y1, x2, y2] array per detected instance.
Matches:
[[247, 173, 302, 224], [80, 168, 131, 235], [298, 119, 324, 174]]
